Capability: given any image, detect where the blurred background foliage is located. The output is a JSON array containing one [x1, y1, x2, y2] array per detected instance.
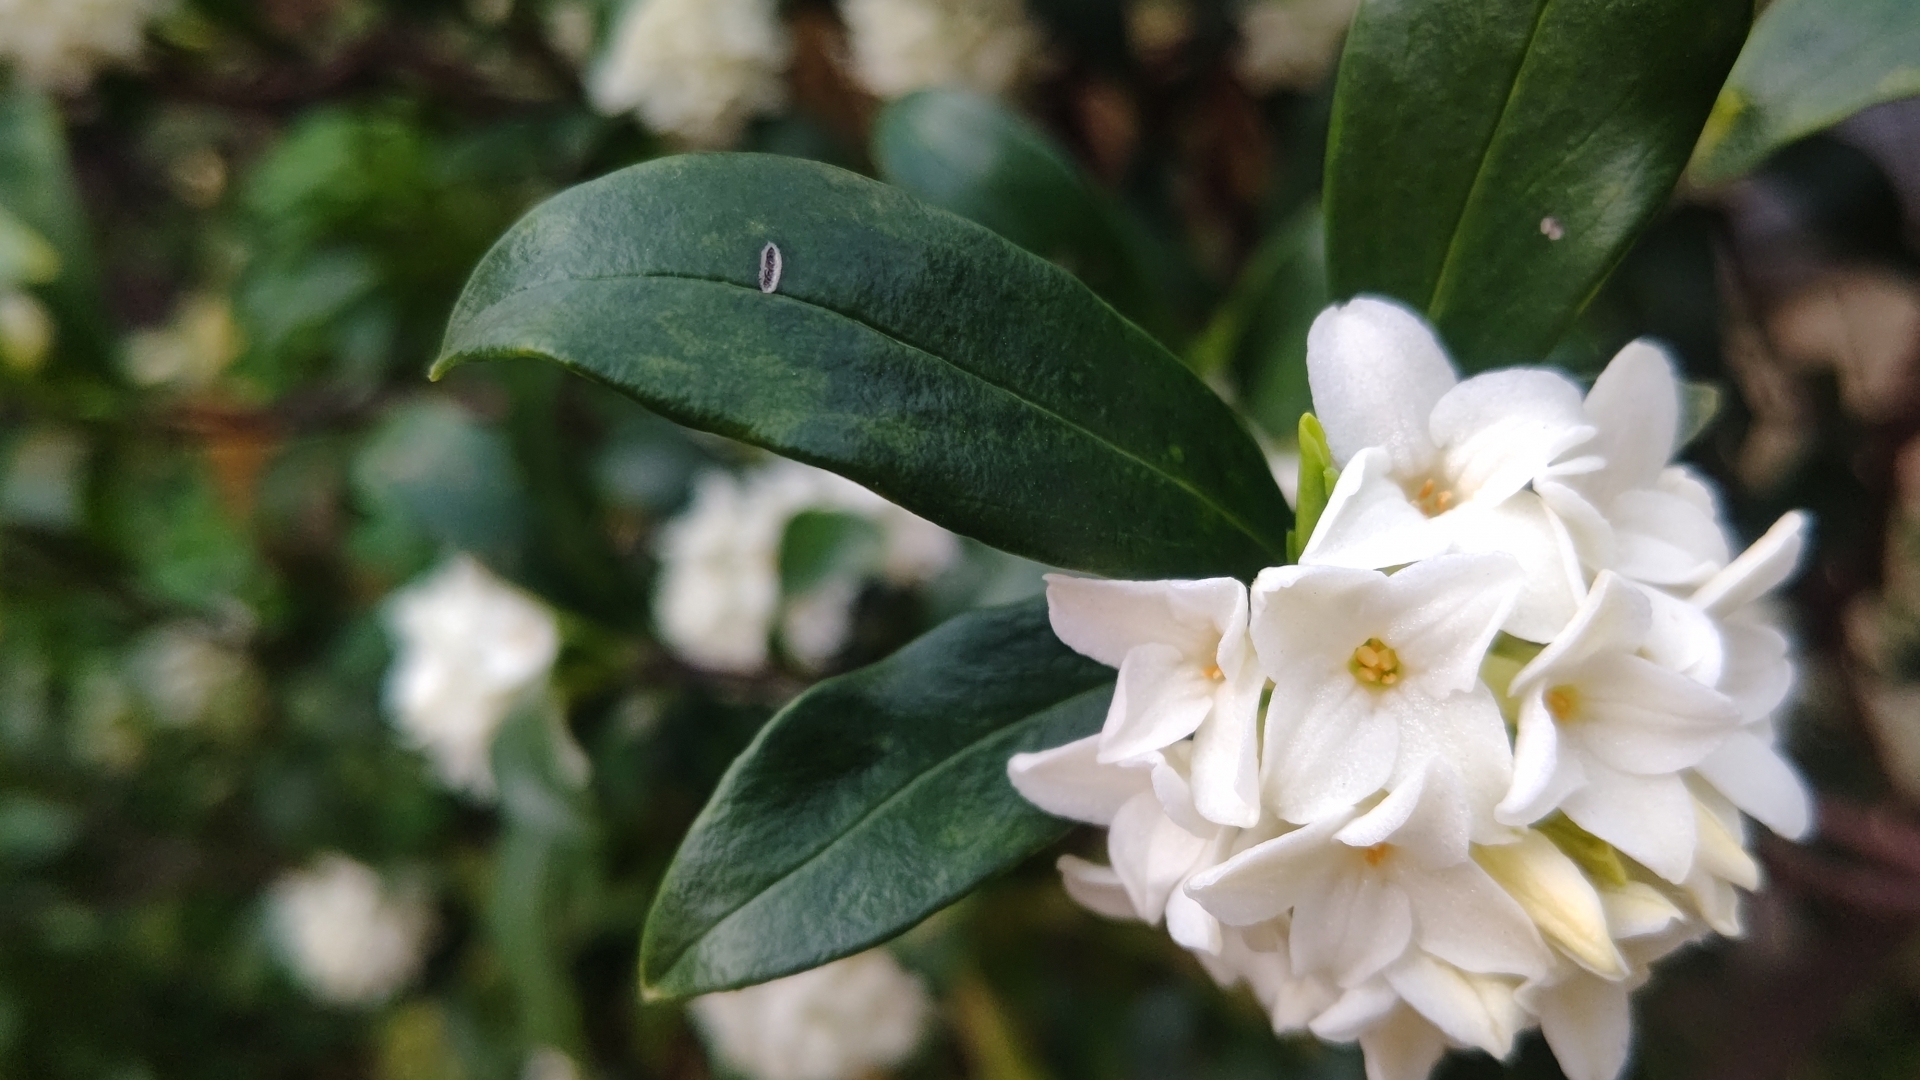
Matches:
[[1, 0, 1919, 1078]]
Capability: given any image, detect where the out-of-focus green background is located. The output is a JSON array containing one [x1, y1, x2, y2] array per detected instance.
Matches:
[[3, 1, 1920, 1078]]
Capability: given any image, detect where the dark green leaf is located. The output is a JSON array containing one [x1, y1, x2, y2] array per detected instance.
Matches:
[[1211, 203, 1328, 439], [779, 510, 881, 595], [639, 598, 1113, 998], [435, 153, 1290, 581], [1325, 0, 1750, 370], [1690, 0, 1920, 185], [352, 398, 532, 570], [872, 89, 1178, 345]]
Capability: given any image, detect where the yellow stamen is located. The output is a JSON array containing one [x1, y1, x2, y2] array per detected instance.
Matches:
[[1202, 663, 1223, 681], [1545, 685, 1580, 722], [1363, 843, 1392, 867], [1410, 477, 1457, 517], [1349, 637, 1403, 688]]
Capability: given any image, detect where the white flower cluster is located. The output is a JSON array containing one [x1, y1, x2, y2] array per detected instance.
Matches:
[[0, 0, 171, 91], [1233, 0, 1360, 93], [383, 554, 561, 799], [1010, 297, 1812, 1080], [589, 0, 790, 147], [269, 854, 433, 1007], [654, 458, 959, 673], [690, 949, 931, 1080], [838, 0, 1041, 100]]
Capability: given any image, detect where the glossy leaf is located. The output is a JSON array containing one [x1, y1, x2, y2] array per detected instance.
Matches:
[[435, 154, 1290, 581], [1211, 203, 1328, 438], [1691, 0, 1920, 185], [872, 89, 1178, 345], [1325, 0, 1750, 370], [639, 598, 1114, 999]]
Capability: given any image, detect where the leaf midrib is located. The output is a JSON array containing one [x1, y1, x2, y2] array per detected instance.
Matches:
[[649, 680, 1109, 991], [455, 269, 1285, 560], [1423, 0, 1558, 316]]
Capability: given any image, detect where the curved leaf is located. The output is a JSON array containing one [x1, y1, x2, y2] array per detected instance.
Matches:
[[435, 153, 1289, 581], [1691, 0, 1920, 185], [872, 89, 1178, 345], [1325, 0, 1749, 370], [639, 598, 1113, 999]]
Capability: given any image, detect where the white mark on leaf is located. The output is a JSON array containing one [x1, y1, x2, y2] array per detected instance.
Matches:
[[1540, 216, 1566, 242], [759, 242, 783, 293]]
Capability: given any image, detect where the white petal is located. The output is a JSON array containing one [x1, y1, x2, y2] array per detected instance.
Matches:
[[1250, 563, 1383, 676], [1405, 861, 1550, 979], [1535, 973, 1634, 1080], [1694, 730, 1812, 840], [1431, 368, 1595, 508], [1567, 653, 1741, 776], [1389, 688, 1515, 843], [1537, 479, 1617, 575], [1719, 613, 1793, 722], [1637, 581, 1725, 686], [1690, 511, 1809, 616], [1300, 448, 1451, 570], [1513, 571, 1650, 689], [1187, 816, 1348, 926], [1057, 855, 1138, 919], [1310, 981, 1401, 1042], [1044, 574, 1242, 667], [1291, 865, 1415, 987], [1439, 493, 1585, 642], [1356, 1006, 1448, 1080], [1150, 749, 1213, 836], [1100, 642, 1216, 762], [1584, 339, 1681, 500], [1385, 954, 1525, 1058], [1601, 881, 1685, 940], [1691, 784, 1761, 890], [1190, 672, 1263, 828], [1166, 875, 1226, 955], [1109, 792, 1210, 923], [1473, 831, 1626, 978], [1263, 677, 1400, 825], [1008, 735, 1147, 825], [1498, 691, 1586, 826], [1562, 767, 1697, 884], [1379, 553, 1525, 694], [1306, 297, 1457, 471], [1608, 488, 1730, 586]]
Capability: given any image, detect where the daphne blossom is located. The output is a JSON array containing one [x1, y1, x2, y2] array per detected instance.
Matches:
[[1010, 295, 1813, 1080], [269, 854, 433, 1007], [383, 555, 561, 799], [0, 0, 172, 90], [839, 0, 1041, 99], [589, 0, 790, 147], [654, 458, 958, 673], [689, 949, 930, 1080]]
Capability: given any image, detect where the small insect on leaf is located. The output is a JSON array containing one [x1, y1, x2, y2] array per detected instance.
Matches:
[[759, 242, 783, 294]]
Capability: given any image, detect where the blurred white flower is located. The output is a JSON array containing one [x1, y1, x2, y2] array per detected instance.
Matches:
[[654, 459, 958, 673], [0, 290, 53, 374], [122, 292, 243, 390], [384, 555, 560, 799], [0, 0, 172, 90], [839, 0, 1040, 99], [1234, 0, 1360, 93], [269, 854, 433, 1007], [689, 949, 930, 1080], [522, 1047, 582, 1080], [1010, 297, 1817, 1080], [589, 0, 790, 147], [127, 622, 258, 731]]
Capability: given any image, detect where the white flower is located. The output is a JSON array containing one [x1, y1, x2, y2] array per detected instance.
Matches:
[[269, 854, 433, 1007], [1188, 761, 1550, 1061], [1538, 342, 1730, 588], [1234, 0, 1361, 93], [654, 459, 958, 673], [839, 0, 1040, 99], [589, 0, 790, 147], [0, 0, 171, 90], [1496, 571, 1743, 884], [1250, 553, 1522, 837], [1302, 298, 1596, 640], [128, 622, 258, 731], [384, 555, 560, 799], [689, 950, 930, 1080], [1687, 512, 1814, 841], [1043, 575, 1264, 826]]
